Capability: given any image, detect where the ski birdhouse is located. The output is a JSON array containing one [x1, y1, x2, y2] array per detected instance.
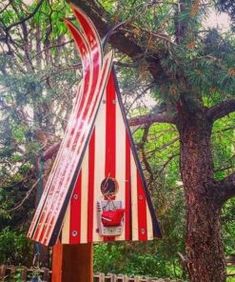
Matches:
[[27, 4, 161, 246]]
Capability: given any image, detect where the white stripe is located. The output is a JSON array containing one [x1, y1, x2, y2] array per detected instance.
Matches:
[[92, 98, 106, 242], [130, 155, 139, 241], [146, 205, 153, 240], [80, 149, 89, 243], [115, 98, 126, 241], [61, 203, 71, 244]]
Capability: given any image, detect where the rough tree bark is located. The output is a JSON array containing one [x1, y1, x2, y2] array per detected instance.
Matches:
[[177, 105, 226, 281]]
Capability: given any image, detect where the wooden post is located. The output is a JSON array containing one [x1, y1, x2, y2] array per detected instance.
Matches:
[[21, 266, 27, 282], [0, 265, 6, 280], [42, 267, 50, 281], [51, 241, 93, 282], [100, 272, 105, 282]]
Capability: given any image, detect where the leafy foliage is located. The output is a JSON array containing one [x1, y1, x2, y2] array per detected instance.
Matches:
[[222, 198, 235, 256], [94, 241, 184, 278], [0, 228, 33, 265], [212, 113, 235, 180]]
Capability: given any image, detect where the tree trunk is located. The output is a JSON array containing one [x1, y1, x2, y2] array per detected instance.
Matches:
[[177, 109, 226, 282]]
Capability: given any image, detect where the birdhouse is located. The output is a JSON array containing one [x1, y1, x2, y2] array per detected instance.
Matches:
[[27, 4, 161, 246]]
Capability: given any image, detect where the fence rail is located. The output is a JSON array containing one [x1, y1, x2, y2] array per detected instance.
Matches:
[[0, 261, 235, 282], [0, 265, 183, 282], [1, 264, 234, 281], [94, 273, 182, 282]]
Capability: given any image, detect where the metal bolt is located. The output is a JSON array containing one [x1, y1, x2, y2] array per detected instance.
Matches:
[[73, 193, 78, 200]]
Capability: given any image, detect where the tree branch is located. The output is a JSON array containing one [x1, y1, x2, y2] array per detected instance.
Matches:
[[129, 112, 176, 126], [217, 172, 235, 204], [0, 0, 12, 14], [7, 177, 42, 212], [5, 142, 60, 213], [5, 0, 44, 32], [31, 40, 73, 60], [71, 1, 142, 55], [42, 142, 60, 161], [207, 100, 235, 122]]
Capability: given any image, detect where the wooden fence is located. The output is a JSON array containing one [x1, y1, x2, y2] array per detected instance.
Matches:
[[1, 264, 234, 281], [0, 265, 183, 282], [93, 273, 182, 281]]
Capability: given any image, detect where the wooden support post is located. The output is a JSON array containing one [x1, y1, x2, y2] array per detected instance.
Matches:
[[51, 241, 93, 282]]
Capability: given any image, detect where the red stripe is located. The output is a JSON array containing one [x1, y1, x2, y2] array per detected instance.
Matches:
[[103, 74, 116, 242], [125, 134, 131, 240], [105, 74, 116, 178], [33, 211, 45, 242], [87, 130, 95, 242], [70, 172, 82, 244], [137, 172, 147, 240]]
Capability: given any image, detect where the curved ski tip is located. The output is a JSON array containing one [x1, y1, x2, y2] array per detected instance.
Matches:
[[63, 19, 82, 41], [69, 2, 82, 14], [70, 3, 101, 38], [64, 18, 73, 28], [70, 3, 84, 20]]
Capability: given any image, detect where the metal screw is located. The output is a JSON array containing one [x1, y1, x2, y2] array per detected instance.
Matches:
[[72, 230, 78, 237]]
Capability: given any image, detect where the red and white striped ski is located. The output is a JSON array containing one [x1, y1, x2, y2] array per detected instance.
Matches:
[[27, 14, 113, 246], [27, 24, 92, 241]]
